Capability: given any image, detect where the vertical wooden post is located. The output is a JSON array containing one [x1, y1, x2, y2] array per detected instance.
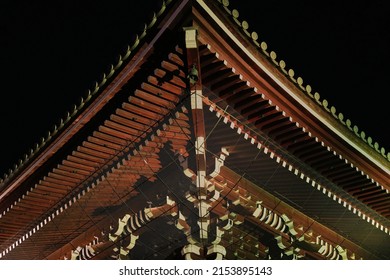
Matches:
[[184, 27, 209, 242]]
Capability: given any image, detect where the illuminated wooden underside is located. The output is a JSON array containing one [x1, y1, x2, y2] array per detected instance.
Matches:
[[0, 0, 388, 260]]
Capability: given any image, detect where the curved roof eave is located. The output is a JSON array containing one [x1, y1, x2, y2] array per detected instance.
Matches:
[[0, 0, 181, 199], [195, 0, 389, 178]]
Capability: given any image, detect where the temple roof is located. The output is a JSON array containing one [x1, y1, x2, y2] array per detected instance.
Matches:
[[0, 0, 389, 260]]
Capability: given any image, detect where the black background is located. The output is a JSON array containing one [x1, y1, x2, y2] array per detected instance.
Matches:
[[1, 0, 389, 176]]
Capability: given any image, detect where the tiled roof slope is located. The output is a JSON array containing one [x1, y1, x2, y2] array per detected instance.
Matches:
[[215, 0, 389, 163], [0, 0, 174, 187]]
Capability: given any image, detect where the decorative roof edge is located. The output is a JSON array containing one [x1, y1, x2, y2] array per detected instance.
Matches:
[[215, 0, 389, 163], [0, 0, 174, 187]]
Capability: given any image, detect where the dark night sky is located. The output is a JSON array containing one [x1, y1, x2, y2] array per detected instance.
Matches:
[[0, 0, 389, 177]]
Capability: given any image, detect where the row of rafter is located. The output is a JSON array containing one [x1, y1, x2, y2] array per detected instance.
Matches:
[[198, 44, 389, 220]]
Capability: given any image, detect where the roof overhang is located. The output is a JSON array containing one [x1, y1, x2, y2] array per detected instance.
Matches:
[[0, 0, 389, 260]]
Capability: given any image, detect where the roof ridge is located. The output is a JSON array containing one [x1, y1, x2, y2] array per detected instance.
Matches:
[[215, 0, 389, 163], [0, 0, 174, 187]]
